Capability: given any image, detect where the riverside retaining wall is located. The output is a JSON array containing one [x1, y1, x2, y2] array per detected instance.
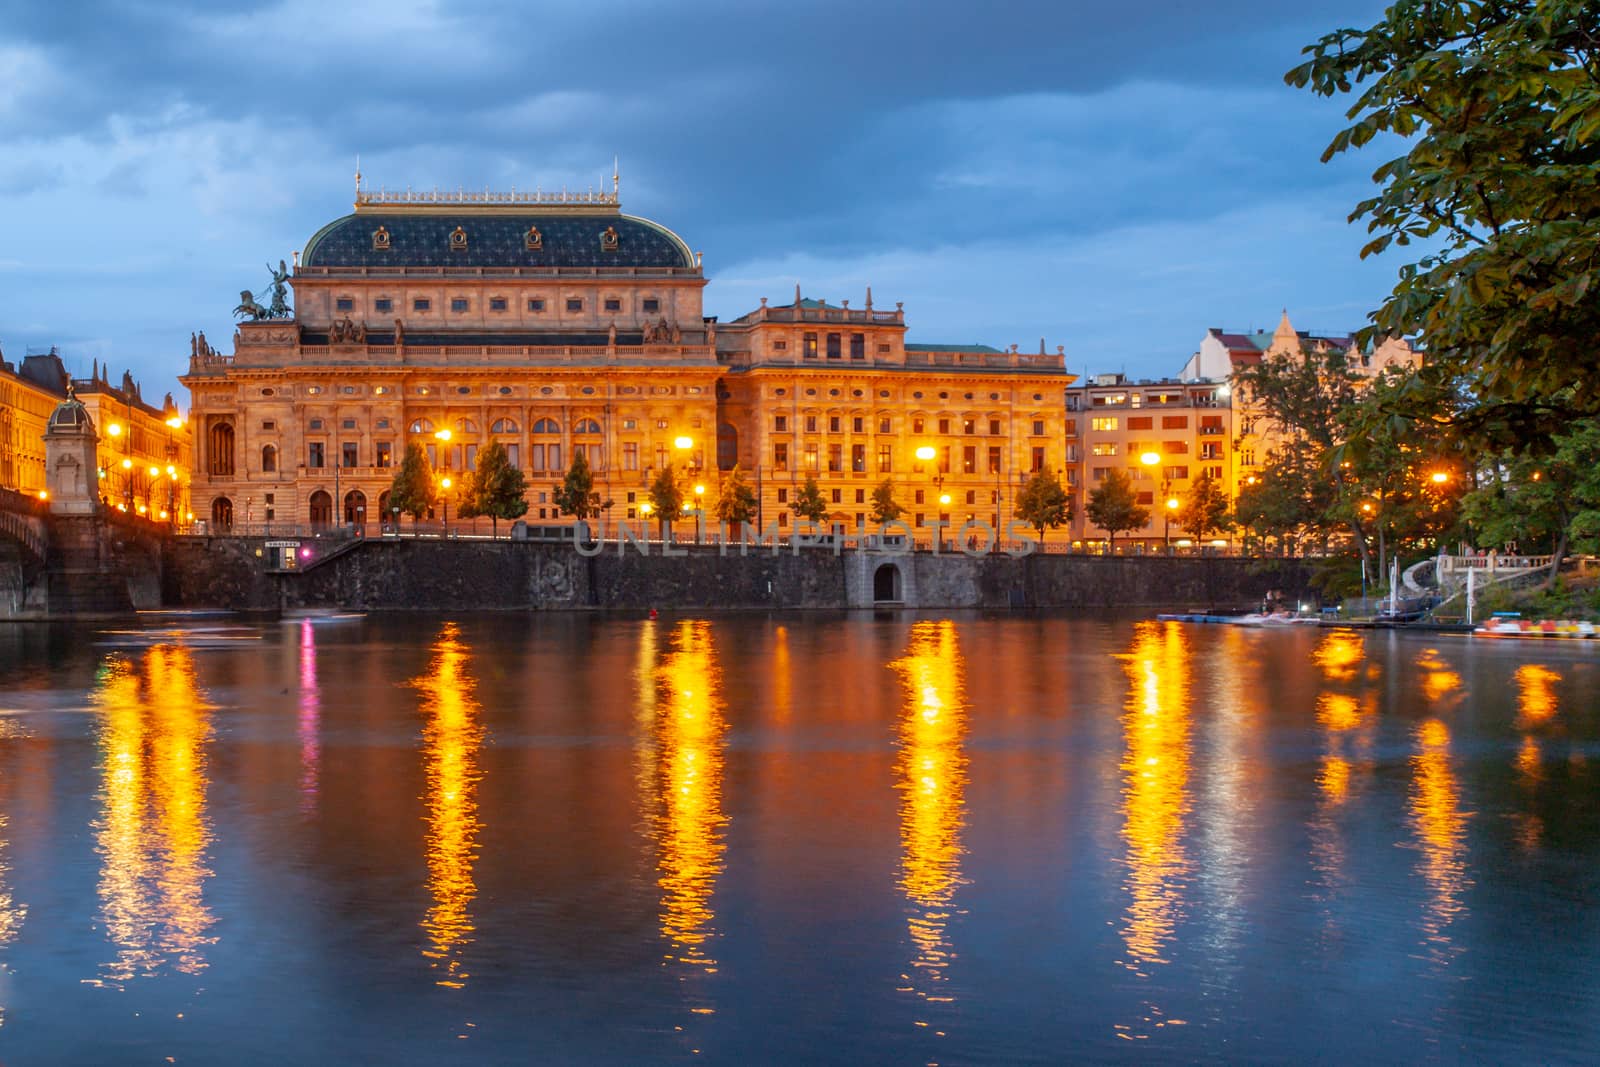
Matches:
[[163, 536, 1314, 613]]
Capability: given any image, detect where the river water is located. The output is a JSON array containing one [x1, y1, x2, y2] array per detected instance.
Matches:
[[0, 613, 1597, 1063]]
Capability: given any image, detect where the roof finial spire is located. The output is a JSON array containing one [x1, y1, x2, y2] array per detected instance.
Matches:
[[795, 283, 802, 308], [865, 285, 873, 310], [613, 156, 620, 198], [354, 153, 362, 199]]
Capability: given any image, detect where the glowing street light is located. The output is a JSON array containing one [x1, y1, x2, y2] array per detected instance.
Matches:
[[914, 445, 936, 462], [938, 492, 952, 507], [693, 483, 706, 497], [165, 416, 184, 430], [106, 423, 123, 438], [1429, 471, 1449, 484], [674, 435, 693, 450], [640, 501, 653, 516], [1140, 451, 1161, 467]]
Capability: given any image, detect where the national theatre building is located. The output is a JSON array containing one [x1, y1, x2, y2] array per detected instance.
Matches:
[[182, 182, 1075, 540]]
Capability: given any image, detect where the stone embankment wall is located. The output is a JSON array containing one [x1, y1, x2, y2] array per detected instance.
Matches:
[[163, 536, 1313, 613]]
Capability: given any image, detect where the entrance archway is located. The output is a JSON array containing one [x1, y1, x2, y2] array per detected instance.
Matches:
[[344, 489, 367, 528], [873, 562, 903, 603], [210, 496, 233, 532], [308, 490, 333, 531]]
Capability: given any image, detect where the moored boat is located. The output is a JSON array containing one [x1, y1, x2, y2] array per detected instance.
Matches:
[[1473, 618, 1596, 640]]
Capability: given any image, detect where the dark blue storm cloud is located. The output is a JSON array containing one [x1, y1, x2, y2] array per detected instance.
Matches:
[[0, 0, 1393, 397]]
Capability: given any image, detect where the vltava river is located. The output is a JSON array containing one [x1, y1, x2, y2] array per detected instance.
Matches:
[[1, 614, 1598, 1063]]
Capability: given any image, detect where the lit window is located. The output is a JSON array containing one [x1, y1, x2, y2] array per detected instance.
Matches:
[[1091, 417, 1118, 432]]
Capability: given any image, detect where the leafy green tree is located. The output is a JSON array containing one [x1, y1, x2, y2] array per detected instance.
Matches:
[[793, 474, 829, 524], [1176, 471, 1232, 543], [387, 442, 436, 533], [553, 448, 595, 520], [1460, 417, 1600, 583], [1085, 468, 1149, 551], [1015, 467, 1072, 540], [456, 440, 527, 538], [1288, 1, 1600, 447], [648, 463, 683, 539], [869, 479, 903, 524], [714, 465, 758, 528]]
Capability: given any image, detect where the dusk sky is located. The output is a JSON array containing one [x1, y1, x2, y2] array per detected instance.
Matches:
[[0, 0, 1393, 402]]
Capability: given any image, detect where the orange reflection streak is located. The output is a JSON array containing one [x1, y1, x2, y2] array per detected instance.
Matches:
[[1415, 649, 1461, 704], [411, 622, 484, 989], [89, 645, 216, 985], [1117, 622, 1192, 973], [771, 624, 792, 723], [889, 620, 969, 1007], [1312, 631, 1363, 683], [298, 619, 321, 813], [647, 620, 727, 974], [0, 809, 22, 1032], [1409, 718, 1470, 960], [1515, 664, 1560, 730]]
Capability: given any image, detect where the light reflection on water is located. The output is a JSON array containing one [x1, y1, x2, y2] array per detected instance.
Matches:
[[889, 620, 968, 1025], [412, 621, 485, 989], [89, 645, 216, 985], [0, 617, 1597, 1062]]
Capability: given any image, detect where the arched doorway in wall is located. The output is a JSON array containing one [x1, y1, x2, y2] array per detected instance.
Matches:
[[378, 490, 392, 531], [308, 490, 333, 531], [211, 496, 234, 532], [208, 421, 235, 476], [344, 489, 367, 529], [873, 562, 903, 603]]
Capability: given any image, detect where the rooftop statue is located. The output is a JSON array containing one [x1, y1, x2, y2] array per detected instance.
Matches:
[[233, 260, 293, 321]]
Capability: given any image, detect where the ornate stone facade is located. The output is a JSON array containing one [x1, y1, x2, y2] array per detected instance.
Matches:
[[183, 188, 1076, 541]]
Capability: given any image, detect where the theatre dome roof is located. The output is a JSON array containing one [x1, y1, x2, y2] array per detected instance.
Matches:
[[301, 188, 697, 271]]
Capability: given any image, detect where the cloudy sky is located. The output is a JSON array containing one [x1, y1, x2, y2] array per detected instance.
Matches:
[[0, 0, 1395, 401]]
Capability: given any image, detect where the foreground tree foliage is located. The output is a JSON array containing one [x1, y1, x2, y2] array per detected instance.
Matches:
[[648, 464, 683, 539], [1016, 467, 1072, 540], [1176, 471, 1232, 543], [793, 475, 829, 525], [1460, 417, 1600, 582], [552, 449, 595, 520], [869, 479, 903, 524], [1085, 468, 1148, 550], [714, 465, 758, 527], [1289, 0, 1600, 446], [387, 442, 436, 531], [457, 440, 528, 537]]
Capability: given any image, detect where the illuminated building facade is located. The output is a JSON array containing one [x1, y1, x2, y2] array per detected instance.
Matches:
[[181, 180, 1075, 541], [0, 347, 191, 520]]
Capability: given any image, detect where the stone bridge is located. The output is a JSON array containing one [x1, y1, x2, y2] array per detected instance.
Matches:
[[0, 488, 167, 618]]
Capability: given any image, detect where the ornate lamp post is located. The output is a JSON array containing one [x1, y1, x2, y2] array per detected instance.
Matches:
[[435, 428, 453, 537], [915, 444, 948, 549]]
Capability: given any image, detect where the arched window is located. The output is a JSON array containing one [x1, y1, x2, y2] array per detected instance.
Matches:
[[490, 418, 519, 434], [208, 422, 235, 476], [455, 417, 479, 434], [344, 489, 367, 525], [409, 418, 435, 434], [210, 496, 233, 531], [717, 422, 739, 471], [378, 490, 391, 527], [531, 418, 560, 434], [573, 418, 602, 435], [261, 444, 277, 473], [308, 490, 333, 531]]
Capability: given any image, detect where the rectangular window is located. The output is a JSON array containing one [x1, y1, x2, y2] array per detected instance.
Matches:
[[850, 333, 865, 360], [1129, 416, 1153, 430], [566, 298, 583, 312], [531, 444, 546, 472], [1032, 447, 1046, 472], [774, 442, 789, 470], [624, 442, 639, 470], [1166, 466, 1190, 480], [1063, 419, 1075, 436], [375, 442, 392, 468], [988, 446, 1002, 474], [622, 419, 636, 431], [962, 446, 976, 474], [376, 418, 390, 430], [490, 297, 507, 311], [1091, 417, 1118, 432], [878, 416, 891, 434], [773, 340, 788, 351], [852, 416, 864, 434], [1092, 466, 1110, 481], [856, 490, 865, 504], [1137, 491, 1155, 506], [827, 444, 842, 472], [426, 444, 437, 467], [938, 418, 950, 435], [915, 490, 925, 505], [878, 444, 892, 472], [413, 299, 430, 311], [829, 416, 842, 434], [778, 512, 788, 528], [940, 446, 951, 474], [778, 488, 789, 504], [805, 415, 818, 434], [529, 298, 545, 312], [1066, 444, 1080, 462], [342, 418, 357, 430], [775, 415, 788, 432], [1065, 469, 1077, 485], [1162, 415, 1189, 429], [915, 513, 925, 527], [465, 444, 478, 470], [549, 444, 562, 470], [656, 444, 668, 469], [966, 490, 977, 505], [642, 298, 660, 313], [878, 343, 891, 353], [803, 332, 818, 359], [308, 442, 325, 468], [913, 417, 925, 434], [506, 444, 519, 469], [262, 420, 276, 431], [826, 333, 841, 359], [851, 444, 866, 472], [375, 299, 392, 313], [989, 419, 1001, 436], [342, 442, 358, 468], [336, 298, 354, 312], [604, 298, 621, 312], [1200, 443, 1223, 460], [1163, 440, 1188, 454], [803, 444, 818, 471], [1092, 443, 1119, 456], [963, 418, 976, 435]]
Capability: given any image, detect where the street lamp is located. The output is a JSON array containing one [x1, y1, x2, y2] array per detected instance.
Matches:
[[1165, 494, 1179, 548], [439, 475, 453, 537], [1140, 452, 1166, 550], [914, 444, 948, 546], [435, 429, 453, 537]]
